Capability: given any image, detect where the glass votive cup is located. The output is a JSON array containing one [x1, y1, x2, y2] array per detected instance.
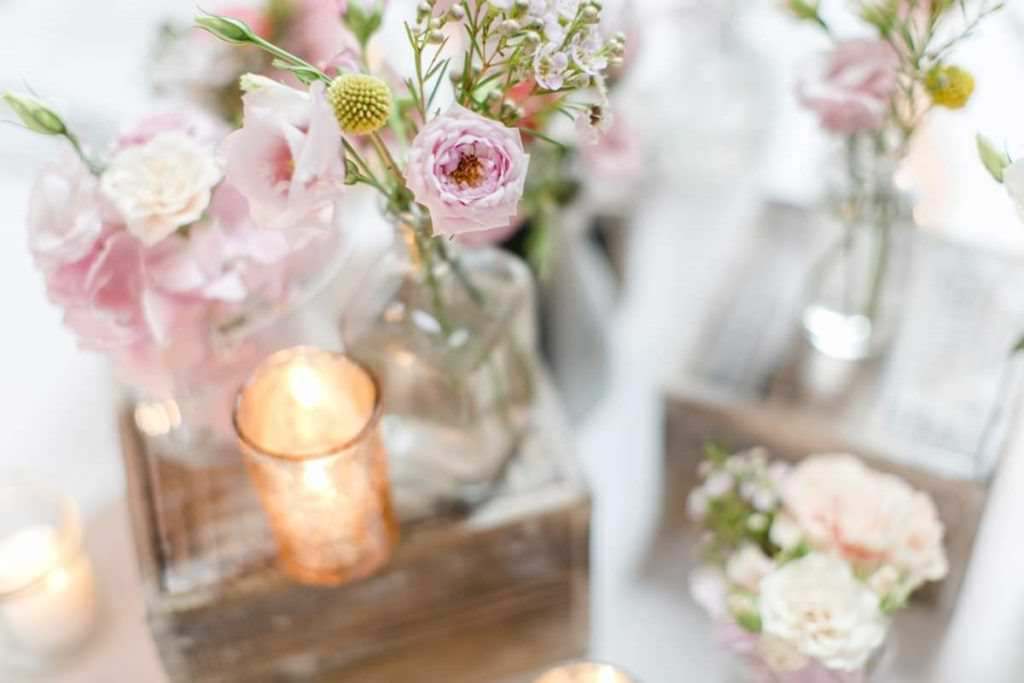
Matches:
[[534, 661, 638, 683], [0, 480, 98, 675], [233, 346, 398, 586]]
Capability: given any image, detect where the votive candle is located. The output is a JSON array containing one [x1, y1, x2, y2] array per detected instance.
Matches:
[[0, 482, 98, 673], [533, 661, 637, 683], [234, 346, 397, 586]]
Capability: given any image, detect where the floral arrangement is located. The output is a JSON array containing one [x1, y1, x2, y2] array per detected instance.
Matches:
[[688, 446, 948, 681], [788, 0, 1003, 148], [150, 0, 369, 124], [3, 0, 621, 380]]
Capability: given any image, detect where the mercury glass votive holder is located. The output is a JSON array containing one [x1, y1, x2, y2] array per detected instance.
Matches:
[[233, 346, 398, 587], [0, 481, 99, 675], [534, 661, 638, 683]]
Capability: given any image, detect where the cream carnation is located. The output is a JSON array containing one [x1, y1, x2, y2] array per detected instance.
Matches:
[[760, 553, 888, 671], [405, 105, 529, 237], [101, 131, 222, 246]]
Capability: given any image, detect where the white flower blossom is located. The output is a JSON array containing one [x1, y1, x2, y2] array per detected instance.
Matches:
[[687, 489, 709, 520], [760, 553, 889, 671], [534, 48, 570, 90], [770, 513, 803, 551], [101, 131, 222, 246], [703, 470, 734, 498], [726, 544, 775, 592]]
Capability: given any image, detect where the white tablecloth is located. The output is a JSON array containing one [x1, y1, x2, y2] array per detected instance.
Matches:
[[4, 1, 1024, 681]]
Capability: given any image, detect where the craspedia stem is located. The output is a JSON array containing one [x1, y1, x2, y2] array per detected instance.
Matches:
[[326, 73, 393, 135]]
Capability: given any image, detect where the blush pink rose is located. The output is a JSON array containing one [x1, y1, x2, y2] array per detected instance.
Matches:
[[222, 80, 346, 230], [797, 40, 899, 134], [781, 454, 947, 588], [406, 105, 529, 237]]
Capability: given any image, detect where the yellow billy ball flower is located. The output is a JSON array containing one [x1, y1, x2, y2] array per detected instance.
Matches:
[[326, 73, 393, 135], [926, 65, 975, 110]]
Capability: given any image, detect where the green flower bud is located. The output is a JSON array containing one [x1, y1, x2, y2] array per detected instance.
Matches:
[[2, 91, 67, 136], [582, 6, 599, 22], [449, 4, 466, 20], [327, 73, 393, 135], [499, 19, 520, 33], [427, 30, 445, 44], [429, 17, 443, 30], [977, 134, 1011, 183], [195, 14, 256, 44]]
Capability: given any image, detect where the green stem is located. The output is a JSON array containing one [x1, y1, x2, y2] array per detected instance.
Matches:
[[412, 227, 453, 336]]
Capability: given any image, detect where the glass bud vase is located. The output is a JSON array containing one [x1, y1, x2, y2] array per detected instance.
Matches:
[[343, 234, 537, 521], [801, 137, 913, 361]]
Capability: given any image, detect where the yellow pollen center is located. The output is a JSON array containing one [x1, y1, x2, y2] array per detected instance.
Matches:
[[450, 155, 485, 188]]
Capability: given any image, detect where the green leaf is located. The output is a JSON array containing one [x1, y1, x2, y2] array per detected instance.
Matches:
[[734, 609, 762, 633], [271, 60, 321, 84], [977, 133, 1011, 183], [1011, 335, 1024, 355]]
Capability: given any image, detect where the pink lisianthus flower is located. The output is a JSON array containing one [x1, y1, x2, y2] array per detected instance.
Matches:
[[797, 39, 899, 134], [59, 232, 151, 352], [27, 155, 109, 273], [144, 184, 292, 306], [406, 105, 529, 237], [222, 79, 346, 230], [283, 0, 352, 71], [116, 109, 227, 150]]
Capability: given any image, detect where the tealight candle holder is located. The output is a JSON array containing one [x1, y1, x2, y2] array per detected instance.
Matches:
[[0, 481, 98, 674], [534, 661, 638, 683], [233, 346, 397, 586]]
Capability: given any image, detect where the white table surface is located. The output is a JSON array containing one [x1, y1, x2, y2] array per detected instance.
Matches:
[[3, 1, 1024, 681]]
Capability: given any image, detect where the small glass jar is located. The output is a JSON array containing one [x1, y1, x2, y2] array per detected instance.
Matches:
[[343, 236, 538, 521], [801, 135, 914, 361], [234, 347, 398, 587], [0, 481, 99, 675]]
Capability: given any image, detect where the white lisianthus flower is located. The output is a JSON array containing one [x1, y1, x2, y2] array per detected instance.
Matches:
[[760, 553, 888, 671], [101, 131, 222, 246], [770, 513, 803, 551], [1002, 159, 1024, 223], [726, 544, 775, 592]]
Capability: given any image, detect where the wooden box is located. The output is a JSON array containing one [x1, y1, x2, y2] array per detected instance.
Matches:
[[121, 385, 590, 682]]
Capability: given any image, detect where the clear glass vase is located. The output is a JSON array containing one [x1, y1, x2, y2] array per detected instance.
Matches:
[[125, 245, 346, 468], [343, 233, 538, 521], [801, 137, 913, 361]]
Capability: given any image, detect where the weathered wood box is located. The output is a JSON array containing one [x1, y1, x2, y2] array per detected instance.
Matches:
[[121, 385, 589, 682], [658, 202, 1024, 680]]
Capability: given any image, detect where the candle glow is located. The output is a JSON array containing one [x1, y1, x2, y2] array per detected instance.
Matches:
[[234, 347, 397, 586]]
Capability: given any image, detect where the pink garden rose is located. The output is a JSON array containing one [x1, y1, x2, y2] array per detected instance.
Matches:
[[781, 454, 947, 588], [798, 40, 899, 134], [222, 79, 346, 230], [406, 105, 529, 237]]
